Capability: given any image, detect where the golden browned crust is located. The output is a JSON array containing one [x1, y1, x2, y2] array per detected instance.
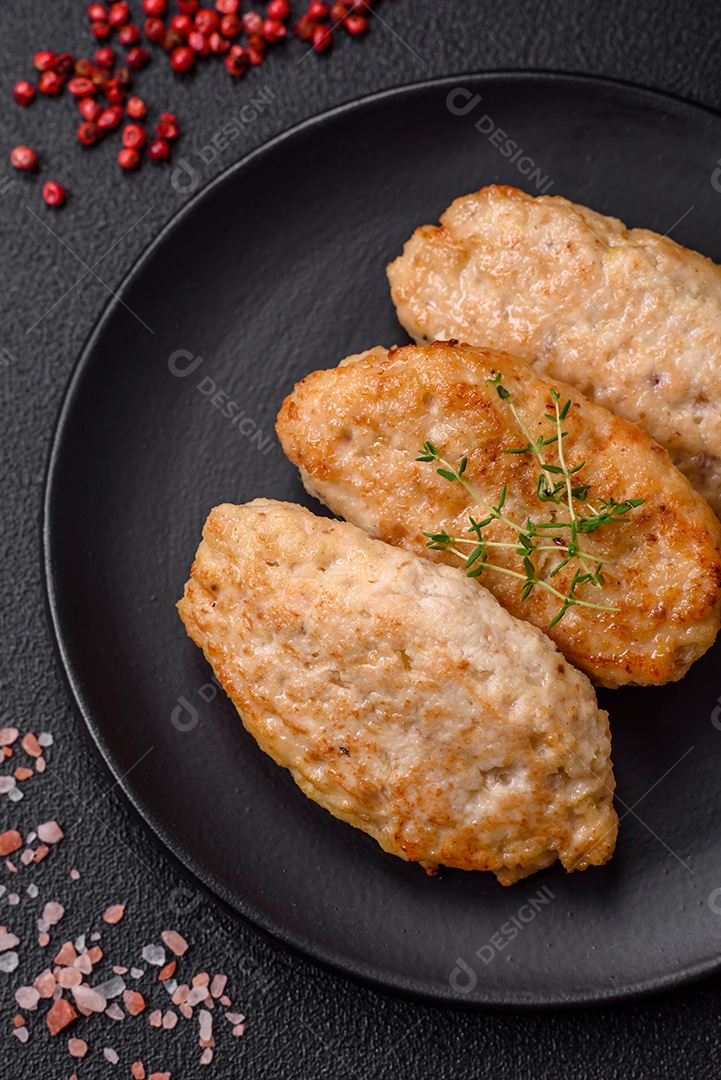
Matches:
[[277, 341, 721, 688], [178, 499, 617, 884]]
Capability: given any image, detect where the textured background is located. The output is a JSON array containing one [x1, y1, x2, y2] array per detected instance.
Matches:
[[3, 2, 721, 1078]]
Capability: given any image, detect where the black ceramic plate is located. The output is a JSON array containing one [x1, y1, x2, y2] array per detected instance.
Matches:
[[44, 73, 721, 1007]]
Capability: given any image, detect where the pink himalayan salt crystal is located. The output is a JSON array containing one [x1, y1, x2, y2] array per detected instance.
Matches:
[[162, 1010, 178, 1030], [70, 869, 80, 881], [58, 968, 82, 989], [210, 974, 227, 999], [172, 984, 189, 1005], [191, 972, 209, 987], [73, 953, 93, 975], [186, 986, 209, 1007], [15, 986, 40, 1010], [38, 732, 53, 747], [42, 901, 65, 926], [225, 1012, 245, 1025], [103, 904, 125, 925], [161, 929, 188, 956], [68, 1038, 88, 1058], [200, 1048, 213, 1065], [219, 995, 231, 1007], [20, 849, 34, 866], [131, 1064, 146, 1080], [35, 756, 46, 773], [233, 1023, 246, 1037], [13, 1026, 29, 1043], [104, 1048, 119, 1064], [37, 821, 64, 844], [55, 941, 78, 966], [106, 1003, 125, 1021], [0, 727, 18, 745], [72, 984, 107, 1012], [38, 931, 50, 947], [198, 1009, 212, 1042], [148, 1009, 162, 1027], [0, 931, 20, 952], [34, 969, 57, 997], [179, 1003, 193, 1019]]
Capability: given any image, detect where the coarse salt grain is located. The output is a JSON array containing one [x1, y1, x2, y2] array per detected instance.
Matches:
[[15, 985, 40, 1010], [94, 974, 125, 999], [106, 1002, 125, 1021], [179, 1003, 193, 1019], [161, 929, 188, 956], [163, 978, 178, 996], [104, 1047, 119, 1064], [37, 821, 64, 844], [158, 960, 176, 981], [113, 965, 128, 975], [38, 732, 54, 747], [38, 932, 50, 947], [58, 968, 82, 989], [14, 768, 33, 781], [141, 944, 165, 966], [0, 830, 22, 855], [200, 1048, 213, 1065], [46, 997, 77, 1035], [21, 849, 34, 865], [103, 904, 125, 925], [8, 787, 23, 802], [186, 985, 208, 1007], [13, 1014, 25, 1027], [26, 883, 38, 898], [35, 756, 46, 773], [34, 969, 56, 997], [0, 951, 19, 972], [33, 843, 49, 861], [0, 776, 16, 794], [0, 727, 18, 745], [130, 967, 144, 979], [0, 930, 20, 952], [42, 901, 65, 926], [72, 985, 107, 1012], [149, 1009, 162, 1027], [210, 974, 227, 998], [70, 869, 80, 880], [124, 989, 146, 1015], [13, 1025, 29, 1043], [68, 1037, 88, 1058], [74, 934, 86, 952], [131, 1064, 146, 1079], [7, 893, 19, 905], [21, 733, 42, 757], [232, 1023, 246, 1037], [74, 953, 93, 975], [162, 1009, 178, 1029], [55, 941, 78, 965], [198, 1008, 212, 1041], [192, 972, 209, 987], [225, 1012, 245, 1024]]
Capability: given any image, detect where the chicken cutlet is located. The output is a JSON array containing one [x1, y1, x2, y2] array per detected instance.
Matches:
[[387, 185, 721, 515], [177, 499, 617, 885], [276, 341, 721, 688]]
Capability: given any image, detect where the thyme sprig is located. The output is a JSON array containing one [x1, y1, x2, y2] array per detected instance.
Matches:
[[417, 375, 644, 627]]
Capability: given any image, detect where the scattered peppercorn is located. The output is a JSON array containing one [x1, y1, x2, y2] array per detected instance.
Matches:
[[77, 120, 103, 145], [12, 81, 36, 107], [118, 146, 141, 169], [126, 95, 147, 118], [122, 122, 147, 149], [10, 145, 38, 171], [147, 136, 170, 161], [79, 96, 102, 121], [42, 181, 66, 207], [170, 44, 195, 71]]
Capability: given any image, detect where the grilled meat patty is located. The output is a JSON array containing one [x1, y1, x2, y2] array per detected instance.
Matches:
[[276, 341, 721, 688], [177, 498, 617, 884]]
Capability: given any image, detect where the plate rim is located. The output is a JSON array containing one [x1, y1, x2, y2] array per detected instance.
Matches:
[[42, 68, 721, 1010]]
